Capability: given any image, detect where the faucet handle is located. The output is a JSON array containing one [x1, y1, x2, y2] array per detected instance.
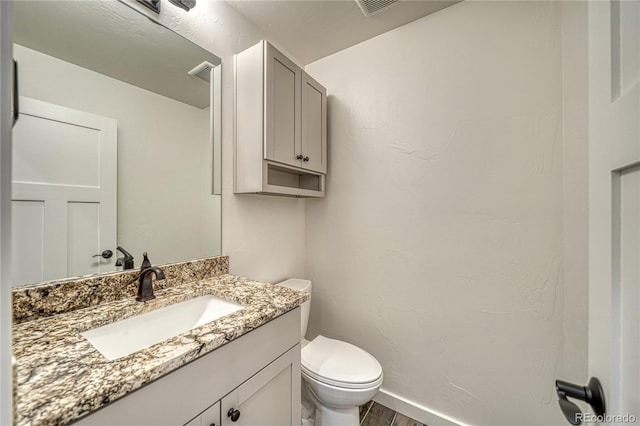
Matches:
[[140, 252, 151, 271]]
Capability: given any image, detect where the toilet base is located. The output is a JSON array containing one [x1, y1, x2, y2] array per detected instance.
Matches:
[[303, 380, 361, 426], [314, 404, 359, 426]]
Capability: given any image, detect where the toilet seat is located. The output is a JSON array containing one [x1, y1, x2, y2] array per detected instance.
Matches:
[[302, 335, 383, 390]]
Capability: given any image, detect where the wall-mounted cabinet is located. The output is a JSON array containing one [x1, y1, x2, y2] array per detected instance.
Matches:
[[235, 40, 327, 197]]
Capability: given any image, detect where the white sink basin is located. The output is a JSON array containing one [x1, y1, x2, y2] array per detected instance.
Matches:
[[81, 295, 244, 360]]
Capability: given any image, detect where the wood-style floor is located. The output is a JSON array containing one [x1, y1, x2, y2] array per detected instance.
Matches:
[[359, 402, 426, 426]]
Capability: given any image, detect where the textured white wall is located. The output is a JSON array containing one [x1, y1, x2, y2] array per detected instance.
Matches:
[[305, 2, 583, 425], [14, 44, 220, 267], [152, 0, 306, 282]]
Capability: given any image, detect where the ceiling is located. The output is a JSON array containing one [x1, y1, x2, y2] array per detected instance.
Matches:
[[225, 0, 461, 65], [13, 1, 220, 108]]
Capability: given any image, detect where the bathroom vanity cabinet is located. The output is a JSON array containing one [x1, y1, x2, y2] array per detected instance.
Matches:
[[74, 308, 301, 426], [235, 40, 327, 197]]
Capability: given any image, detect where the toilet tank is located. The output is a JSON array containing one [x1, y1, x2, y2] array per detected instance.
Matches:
[[276, 278, 311, 340]]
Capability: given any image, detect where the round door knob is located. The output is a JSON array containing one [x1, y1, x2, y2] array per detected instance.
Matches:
[[92, 250, 113, 259], [296, 154, 304, 160], [227, 408, 240, 422], [303, 156, 310, 162]]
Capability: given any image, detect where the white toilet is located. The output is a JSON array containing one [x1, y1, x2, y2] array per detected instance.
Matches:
[[277, 279, 383, 426]]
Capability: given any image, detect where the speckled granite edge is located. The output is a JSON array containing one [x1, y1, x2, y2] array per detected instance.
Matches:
[[12, 256, 229, 324], [13, 275, 308, 426]]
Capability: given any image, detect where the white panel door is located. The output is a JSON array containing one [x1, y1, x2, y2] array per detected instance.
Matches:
[[589, 0, 640, 419], [11, 97, 116, 284]]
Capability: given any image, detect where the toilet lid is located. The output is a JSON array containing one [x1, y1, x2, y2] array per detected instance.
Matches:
[[301, 335, 383, 389]]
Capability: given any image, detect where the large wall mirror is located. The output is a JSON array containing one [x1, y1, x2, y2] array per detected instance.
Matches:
[[11, 0, 222, 287]]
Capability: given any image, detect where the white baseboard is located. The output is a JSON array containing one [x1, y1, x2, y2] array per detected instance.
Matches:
[[373, 388, 468, 426]]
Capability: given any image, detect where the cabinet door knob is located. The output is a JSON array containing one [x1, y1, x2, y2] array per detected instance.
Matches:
[[303, 156, 310, 162], [296, 154, 304, 160], [227, 408, 240, 422]]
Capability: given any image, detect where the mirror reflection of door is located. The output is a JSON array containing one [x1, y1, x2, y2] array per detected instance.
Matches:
[[11, 97, 117, 284]]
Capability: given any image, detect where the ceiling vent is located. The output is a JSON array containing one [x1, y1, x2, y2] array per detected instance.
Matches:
[[355, 0, 399, 17], [188, 61, 216, 82]]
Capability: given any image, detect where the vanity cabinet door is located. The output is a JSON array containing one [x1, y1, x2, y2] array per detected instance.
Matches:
[[264, 42, 301, 168], [185, 416, 200, 426], [184, 402, 220, 426], [300, 71, 327, 174], [221, 345, 300, 426], [201, 401, 221, 426]]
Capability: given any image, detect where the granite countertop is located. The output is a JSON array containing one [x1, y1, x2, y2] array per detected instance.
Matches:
[[13, 274, 308, 426]]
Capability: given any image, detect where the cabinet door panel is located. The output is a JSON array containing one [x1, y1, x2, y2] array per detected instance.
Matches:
[[182, 396, 221, 426], [184, 416, 201, 426], [301, 72, 326, 173], [265, 42, 300, 168], [221, 345, 300, 426], [201, 402, 220, 426]]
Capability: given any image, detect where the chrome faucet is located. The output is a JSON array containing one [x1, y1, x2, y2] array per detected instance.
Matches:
[[136, 252, 165, 302]]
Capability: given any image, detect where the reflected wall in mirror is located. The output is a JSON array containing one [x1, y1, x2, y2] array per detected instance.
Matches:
[[11, 0, 222, 286]]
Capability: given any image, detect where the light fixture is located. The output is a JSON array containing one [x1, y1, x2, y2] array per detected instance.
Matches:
[[137, 0, 160, 13], [169, 0, 196, 12]]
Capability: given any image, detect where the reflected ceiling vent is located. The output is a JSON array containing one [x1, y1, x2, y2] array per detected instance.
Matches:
[[188, 61, 215, 82], [355, 0, 399, 17]]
